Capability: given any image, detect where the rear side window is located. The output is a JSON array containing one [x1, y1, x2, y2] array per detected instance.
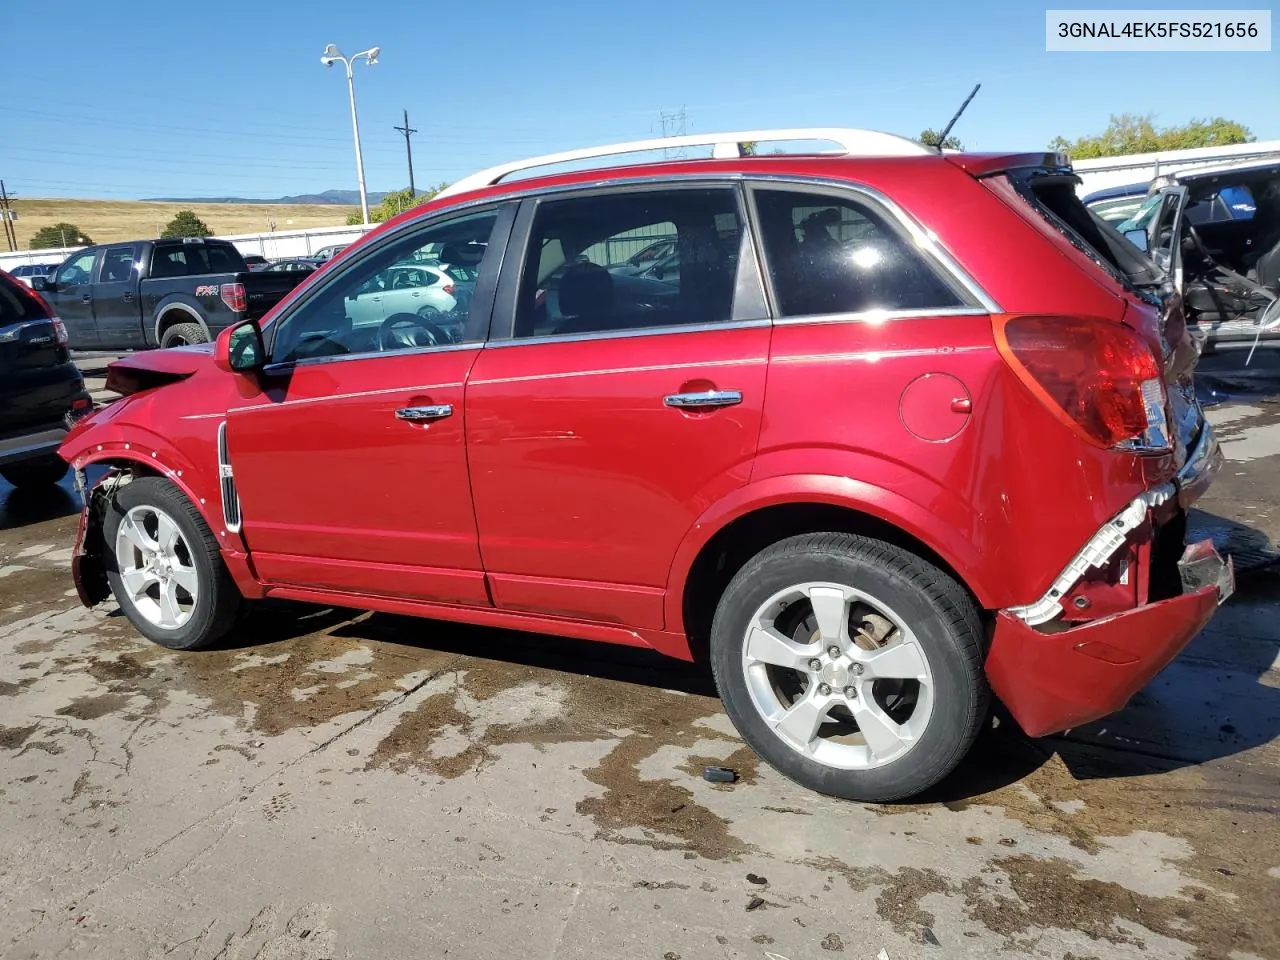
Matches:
[[0, 275, 47, 324], [151, 243, 242, 278], [751, 188, 966, 318]]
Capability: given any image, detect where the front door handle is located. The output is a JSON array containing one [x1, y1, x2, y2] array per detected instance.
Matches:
[[81, 294, 92, 303], [122, 292, 135, 303], [395, 404, 453, 423], [664, 390, 743, 410]]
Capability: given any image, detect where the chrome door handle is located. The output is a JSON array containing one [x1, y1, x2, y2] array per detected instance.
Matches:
[[395, 404, 453, 422], [664, 390, 743, 410]]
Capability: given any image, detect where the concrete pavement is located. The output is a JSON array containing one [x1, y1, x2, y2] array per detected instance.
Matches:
[[0, 378, 1277, 959]]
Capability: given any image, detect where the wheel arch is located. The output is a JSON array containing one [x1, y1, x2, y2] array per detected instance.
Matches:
[[153, 301, 211, 346], [667, 475, 999, 662]]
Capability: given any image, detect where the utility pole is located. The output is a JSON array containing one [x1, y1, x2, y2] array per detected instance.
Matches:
[[394, 109, 418, 197], [0, 181, 16, 252]]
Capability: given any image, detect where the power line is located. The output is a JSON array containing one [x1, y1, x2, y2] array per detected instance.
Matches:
[[393, 109, 418, 196], [659, 107, 688, 160]]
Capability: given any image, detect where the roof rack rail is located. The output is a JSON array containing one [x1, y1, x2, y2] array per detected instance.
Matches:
[[437, 127, 930, 199]]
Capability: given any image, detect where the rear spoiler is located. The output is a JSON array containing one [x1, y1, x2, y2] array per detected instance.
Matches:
[[945, 151, 1076, 181]]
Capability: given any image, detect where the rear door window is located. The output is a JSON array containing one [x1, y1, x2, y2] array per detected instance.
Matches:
[[750, 187, 968, 317], [512, 187, 743, 338]]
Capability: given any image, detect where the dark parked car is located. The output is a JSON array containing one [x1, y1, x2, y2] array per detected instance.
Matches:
[[311, 243, 349, 261], [0, 269, 93, 489], [265, 259, 320, 273], [34, 238, 313, 350], [242, 254, 270, 271]]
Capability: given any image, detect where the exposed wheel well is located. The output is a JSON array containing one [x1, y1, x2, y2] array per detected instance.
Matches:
[[680, 503, 981, 663]]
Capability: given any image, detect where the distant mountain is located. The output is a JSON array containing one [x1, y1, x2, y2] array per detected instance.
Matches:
[[144, 189, 388, 206]]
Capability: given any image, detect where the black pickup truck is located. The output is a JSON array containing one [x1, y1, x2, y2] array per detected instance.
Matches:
[[33, 238, 311, 350]]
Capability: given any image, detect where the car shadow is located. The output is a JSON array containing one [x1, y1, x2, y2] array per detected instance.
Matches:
[[197, 519, 1277, 806], [0, 482, 80, 531]]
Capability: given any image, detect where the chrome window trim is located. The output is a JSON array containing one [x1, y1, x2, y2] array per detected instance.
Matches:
[[742, 175, 1001, 315], [484, 317, 773, 349], [261, 339, 478, 375], [259, 169, 1000, 357], [772, 306, 990, 327]]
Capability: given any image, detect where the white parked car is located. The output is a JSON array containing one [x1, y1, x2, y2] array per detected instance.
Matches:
[[344, 263, 473, 331]]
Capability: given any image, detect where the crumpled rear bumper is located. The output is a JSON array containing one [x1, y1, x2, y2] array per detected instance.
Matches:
[[987, 540, 1233, 737]]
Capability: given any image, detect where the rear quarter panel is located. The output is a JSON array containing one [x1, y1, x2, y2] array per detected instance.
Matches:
[[737, 159, 1156, 610]]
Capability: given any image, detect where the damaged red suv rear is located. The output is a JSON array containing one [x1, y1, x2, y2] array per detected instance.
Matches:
[[59, 129, 1231, 801]]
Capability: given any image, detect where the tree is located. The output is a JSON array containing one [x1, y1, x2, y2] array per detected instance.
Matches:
[[345, 183, 450, 226], [738, 141, 758, 156], [1049, 114, 1255, 159], [30, 222, 93, 249], [161, 209, 213, 238], [919, 128, 963, 150]]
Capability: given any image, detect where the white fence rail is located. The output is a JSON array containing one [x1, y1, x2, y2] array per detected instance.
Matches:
[[1072, 140, 1280, 194], [0, 223, 375, 273]]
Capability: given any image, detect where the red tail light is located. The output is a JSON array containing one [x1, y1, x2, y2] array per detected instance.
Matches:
[[52, 318, 68, 346], [442, 283, 455, 295], [220, 282, 247, 312], [996, 316, 1167, 449]]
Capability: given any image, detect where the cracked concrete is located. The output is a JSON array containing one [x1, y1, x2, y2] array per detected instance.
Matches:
[[1, 389, 1279, 959]]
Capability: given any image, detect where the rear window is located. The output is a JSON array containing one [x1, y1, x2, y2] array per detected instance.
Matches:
[[150, 242, 245, 278], [0, 275, 48, 324]]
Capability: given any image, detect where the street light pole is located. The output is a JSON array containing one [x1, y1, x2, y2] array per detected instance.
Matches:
[[321, 44, 380, 226]]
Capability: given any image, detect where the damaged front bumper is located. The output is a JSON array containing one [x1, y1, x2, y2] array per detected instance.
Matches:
[[988, 420, 1232, 738]]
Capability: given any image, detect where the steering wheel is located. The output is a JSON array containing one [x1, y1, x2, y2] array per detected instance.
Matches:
[[378, 312, 451, 351]]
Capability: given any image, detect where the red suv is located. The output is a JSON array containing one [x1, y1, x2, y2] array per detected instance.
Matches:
[[59, 129, 1232, 801]]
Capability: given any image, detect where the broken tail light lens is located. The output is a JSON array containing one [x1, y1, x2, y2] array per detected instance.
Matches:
[[220, 282, 248, 313], [996, 316, 1169, 450]]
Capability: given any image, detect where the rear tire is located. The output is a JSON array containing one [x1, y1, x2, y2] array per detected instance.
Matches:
[[103, 476, 241, 651], [160, 321, 207, 348], [709, 532, 987, 802], [1, 455, 69, 489]]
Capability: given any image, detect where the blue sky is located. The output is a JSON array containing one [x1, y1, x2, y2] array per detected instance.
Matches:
[[2, 0, 1276, 200]]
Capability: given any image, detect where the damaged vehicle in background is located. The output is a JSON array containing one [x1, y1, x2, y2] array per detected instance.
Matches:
[[56, 131, 1231, 803], [1119, 159, 1280, 358]]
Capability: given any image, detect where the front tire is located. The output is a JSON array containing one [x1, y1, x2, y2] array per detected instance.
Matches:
[[1, 455, 69, 489], [103, 477, 241, 650], [709, 533, 987, 802]]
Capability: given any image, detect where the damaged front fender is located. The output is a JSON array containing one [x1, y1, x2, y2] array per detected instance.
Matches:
[[70, 467, 124, 608]]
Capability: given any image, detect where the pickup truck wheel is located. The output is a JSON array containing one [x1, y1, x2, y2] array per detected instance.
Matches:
[[0, 455, 69, 489], [103, 477, 240, 651], [709, 533, 987, 802], [160, 322, 207, 348]]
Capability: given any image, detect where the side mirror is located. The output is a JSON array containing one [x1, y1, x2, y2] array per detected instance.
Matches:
[[1123, 228, 1148, 253], [214, 320, 266, 374], [650, 264, 665, 280], [31, 275, 51, 292]]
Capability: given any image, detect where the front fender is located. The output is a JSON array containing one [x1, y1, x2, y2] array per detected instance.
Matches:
[[60, 413, 265, 603], [662, 471, 1004, 635]]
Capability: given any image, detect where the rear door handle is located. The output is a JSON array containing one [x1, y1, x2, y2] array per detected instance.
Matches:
[[664, 390, 743, 410], [81, 294, 92, 303], [395, 404, 453, 423]]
